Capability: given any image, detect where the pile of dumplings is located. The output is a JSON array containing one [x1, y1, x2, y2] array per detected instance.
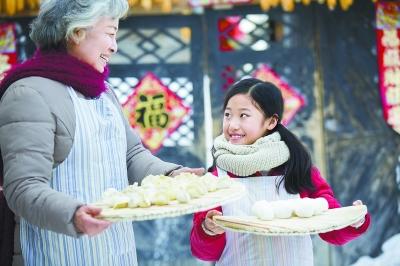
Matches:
[[251, 198, 329, 220], [98, 173, 232, 209]]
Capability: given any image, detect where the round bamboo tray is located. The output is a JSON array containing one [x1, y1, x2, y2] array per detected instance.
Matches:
[[213, 205, 367, 236], [95, 181, 246, 222]]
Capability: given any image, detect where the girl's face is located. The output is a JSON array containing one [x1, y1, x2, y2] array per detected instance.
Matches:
[[223, 94, 275, 145], [67, 17, 119, 73]]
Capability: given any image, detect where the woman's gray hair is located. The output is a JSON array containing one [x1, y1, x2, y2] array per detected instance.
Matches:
[[30, 0, 129, 50]]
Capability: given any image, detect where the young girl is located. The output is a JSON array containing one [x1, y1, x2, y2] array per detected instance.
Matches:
[[190, 78, 370, 266]]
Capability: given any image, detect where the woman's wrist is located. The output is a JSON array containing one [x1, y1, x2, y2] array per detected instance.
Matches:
[[168, 170, 176, 177], [167, 167, 182, 177]]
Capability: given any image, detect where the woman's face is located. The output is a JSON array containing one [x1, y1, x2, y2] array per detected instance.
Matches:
[[223, 94, 272, 145], [67, 17, 118, 73]]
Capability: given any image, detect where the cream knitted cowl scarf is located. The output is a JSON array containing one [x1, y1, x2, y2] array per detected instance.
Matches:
[[213, 132, 290, 176]]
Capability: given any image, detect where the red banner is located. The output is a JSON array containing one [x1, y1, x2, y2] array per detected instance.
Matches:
[[122, 72, 190, 153], [376, 2, 400, 134]]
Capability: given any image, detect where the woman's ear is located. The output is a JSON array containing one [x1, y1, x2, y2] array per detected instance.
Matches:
[[266, 115, 279, 131], [71, 28, 86, 45]]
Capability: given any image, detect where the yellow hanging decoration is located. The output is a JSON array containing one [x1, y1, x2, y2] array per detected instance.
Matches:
[[16, 0, 24, 12], [180, 27, 191, 44], [161, 0, 172, 12], [339, 0, 347, 10], [327, 0, 337, 10], [270, 0, 280, 7], [128, 0, 139, 7], [5, 0, 17, 16], [141, 0, 152, 10], [260, 0, 272, 11], [26, 0, 40, 10], [0, 0, 382, 17], [259, 0, 348, 12], [281, 0, 295, 12], [339, 0, 352, 10]]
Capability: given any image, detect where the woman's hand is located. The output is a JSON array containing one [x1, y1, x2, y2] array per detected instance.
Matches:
[[202, 210, 225, 236], [169, 167, 205, 177], [350, 200, 365, 228], [73, 205, 111, 236]]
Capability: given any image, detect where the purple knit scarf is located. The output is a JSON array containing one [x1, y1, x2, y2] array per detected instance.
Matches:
[[0, 49, 109, 99]]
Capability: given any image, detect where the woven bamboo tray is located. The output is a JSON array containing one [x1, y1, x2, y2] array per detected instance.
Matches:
[[95, 181, 246, 222], [213, 205, 367, 236]]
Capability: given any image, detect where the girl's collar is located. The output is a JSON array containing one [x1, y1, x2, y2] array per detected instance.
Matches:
[[213, 133, 290, 177]]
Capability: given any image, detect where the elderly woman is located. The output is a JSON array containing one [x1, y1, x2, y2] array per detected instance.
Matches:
[[0, 0, 203, 265]]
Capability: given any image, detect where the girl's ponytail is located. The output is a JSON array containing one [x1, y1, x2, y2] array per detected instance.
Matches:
[[274, 124, 314, 194]]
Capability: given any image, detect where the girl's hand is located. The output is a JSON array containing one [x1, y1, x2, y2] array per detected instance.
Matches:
[[350, 200, 365, 228], [169, 167, 205, 177], [73, 205, 112, 236], [202, 210, 225, 236]]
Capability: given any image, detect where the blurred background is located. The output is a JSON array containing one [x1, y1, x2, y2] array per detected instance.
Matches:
[[1, 0, 400, 265]]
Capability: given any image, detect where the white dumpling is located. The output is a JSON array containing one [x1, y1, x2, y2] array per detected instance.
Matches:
[[137, 195, 151, 208], [272, 200, 293, 219], [110, 195, 130, 209], [175, 172, 197, 184], [126, 192, 142, 208], [285, 198, 303, 208], [141, 175, 172, 188], [201, 173, 218, 192], [151, 191, 170, 206], [175, 188, 191, 203], [157, 185, 176, 201], [133, 187, 152, 207], [312, 198, 329, 215], [122, 183, 139, 193], [186, 180, 208, 198], [252, 200, 274, 221], [141, 175, 159, 186], [100, 188, 129, 208], [101, 197, 116, 208], [186, 183, 206, 198], [294, 199, 314, 218]]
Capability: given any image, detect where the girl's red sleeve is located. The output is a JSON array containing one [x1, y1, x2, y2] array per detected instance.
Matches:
[[300, 167, 371, 245], [190, 167, 226, 261], [190, 206, 226, 261]]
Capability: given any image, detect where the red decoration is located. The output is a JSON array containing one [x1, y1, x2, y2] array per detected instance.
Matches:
[[376, 2, 400, 134], [218, 16, 245, 52], [221, 65, 236, 90], [0, 23, 17, 80], [253, 64, 305, 126], [122, 73, 191, 152]]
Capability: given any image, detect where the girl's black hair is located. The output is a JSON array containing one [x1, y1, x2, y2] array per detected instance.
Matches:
[[214, 78, 314, 194]]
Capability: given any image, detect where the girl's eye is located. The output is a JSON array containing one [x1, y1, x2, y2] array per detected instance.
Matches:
[[240, 113, 249, 118], [224, 112, 231, 118]]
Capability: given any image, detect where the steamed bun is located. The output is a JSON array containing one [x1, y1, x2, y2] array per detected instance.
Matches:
[[252, 200, 274, 220]]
